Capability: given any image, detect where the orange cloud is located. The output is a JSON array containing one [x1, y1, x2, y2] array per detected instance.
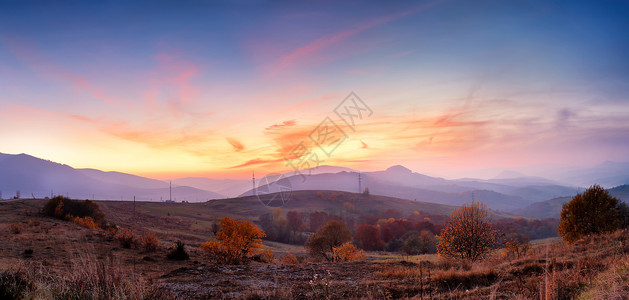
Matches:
[[226, 137, 244, 152], [229, 158, 284, 169]]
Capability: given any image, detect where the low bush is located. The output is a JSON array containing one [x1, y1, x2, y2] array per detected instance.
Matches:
[[331, 242, 366, 262], [258, 249, 275, 263], [9, 223, 21, 234], [27, 219, 40, 227], [43, 196, 105, 225], [72, 216, 98, 229], [280, 254, 299, 265], [115, 228, 135, 249], [167, 241, 189, 260], [200, 217, 265, 264], [141, 233, 159, 252]]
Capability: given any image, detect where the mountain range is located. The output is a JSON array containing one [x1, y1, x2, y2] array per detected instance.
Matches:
[[1, 152, 628, 216]]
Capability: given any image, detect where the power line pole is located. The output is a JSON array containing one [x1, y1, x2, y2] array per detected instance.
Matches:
[[252, 170, 256, 196], [358, 172, 362, 194], [169, 181, 172, 201]]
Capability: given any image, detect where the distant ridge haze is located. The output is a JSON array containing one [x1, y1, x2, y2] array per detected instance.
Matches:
[[1, 152, 628, 211]]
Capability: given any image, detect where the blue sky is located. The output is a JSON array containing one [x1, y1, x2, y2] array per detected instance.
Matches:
[[0, 0, 628, 179]]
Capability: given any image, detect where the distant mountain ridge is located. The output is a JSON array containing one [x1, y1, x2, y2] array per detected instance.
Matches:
[[510, 185, 629, 219], [2, 152, 627, 214], [0, 153, 223, 201]]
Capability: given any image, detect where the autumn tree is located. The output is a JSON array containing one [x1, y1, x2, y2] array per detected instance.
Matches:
[[402, 230, 437, 255], [354, 224, 384, 251], [437, 202, 498, 261], [305, 220, 352, 260], [200, 216, 266, 264], [558, 185, 628, 244]]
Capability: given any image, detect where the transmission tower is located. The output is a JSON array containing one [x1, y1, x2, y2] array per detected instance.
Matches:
[[252, 170, 256, 195]]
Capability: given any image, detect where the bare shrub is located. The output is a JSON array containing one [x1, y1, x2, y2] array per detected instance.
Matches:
[[280, 253, 299, 265], [140, 233, 159, 252], [27, 219, 40, 227], [167, 241, 189, 260], [258, 249, 276, 263], [115, 228, 135, 249], [437, 202, 498, 262], [305, 220, 351, 261]]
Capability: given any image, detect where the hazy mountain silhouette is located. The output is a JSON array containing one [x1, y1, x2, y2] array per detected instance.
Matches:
[[3, 152, 625, 210], [172, 177, 249, 198], [510, 184, 629, 219], [558, 161, 629, 187], [0, 153, 223, 201]]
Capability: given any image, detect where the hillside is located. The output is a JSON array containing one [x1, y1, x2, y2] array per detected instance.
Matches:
[[1, 198, 627, 299], [126, 190, 465, 225], [510, 184, 629, 219]]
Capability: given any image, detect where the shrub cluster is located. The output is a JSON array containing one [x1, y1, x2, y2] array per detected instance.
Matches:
[[140, 233, 159, 252], [43, 196, 105, 225], [330, 242, 365, 262], [280, 254, 300, 265], [167, 241, 189, 260], [200, 216, 266, 264], [115, 228, 135, 249]]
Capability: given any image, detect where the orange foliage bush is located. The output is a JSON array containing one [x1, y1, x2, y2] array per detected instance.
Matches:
[[280, 253, 299, 265], [331, 242, 365, 262], [115, 228, 135, 249], [72, 216, 98, 229], [200, 216, 266, 264], [141, 233, 159, 252]]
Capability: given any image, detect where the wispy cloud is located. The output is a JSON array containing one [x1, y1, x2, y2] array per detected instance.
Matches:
[[226, 137, 245, 152], [269, 2, 440, 74]]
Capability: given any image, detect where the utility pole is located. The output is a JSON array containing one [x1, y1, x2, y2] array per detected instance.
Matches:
[[133, 196, 136, 218], [358, 172, 362, 194], [252, 170, 256, 196], [169, 181, 172, 201]]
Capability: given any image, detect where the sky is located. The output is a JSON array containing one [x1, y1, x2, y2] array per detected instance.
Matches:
[[0, 0, 628, 180]]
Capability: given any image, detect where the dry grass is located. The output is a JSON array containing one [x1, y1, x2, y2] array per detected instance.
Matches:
[[9, 223, 21, 234], [141, 233, 159, 253], [2, 199, 629, 299]]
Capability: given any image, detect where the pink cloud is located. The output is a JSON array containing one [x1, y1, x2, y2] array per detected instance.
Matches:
[[269, 2, 440, 74], [0, 36, 119, 106]]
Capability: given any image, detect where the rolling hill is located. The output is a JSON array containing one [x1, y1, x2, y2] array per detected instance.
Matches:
[[509, 185, 629, 219]]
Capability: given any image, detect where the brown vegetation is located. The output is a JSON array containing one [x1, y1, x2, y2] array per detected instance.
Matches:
[[305, 220, 352, 261], [558, 184, 629, 243], [437, 202, 499, 261], [200, 216, 266, 264], [141, 233, 159, 252]]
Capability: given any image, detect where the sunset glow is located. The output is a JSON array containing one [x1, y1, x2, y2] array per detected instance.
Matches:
[[1, 1, 628, 179]]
